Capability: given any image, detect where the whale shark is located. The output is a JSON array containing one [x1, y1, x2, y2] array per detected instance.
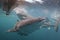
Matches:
[[7, 17, 60, 32], [6, 17, 60, 36]]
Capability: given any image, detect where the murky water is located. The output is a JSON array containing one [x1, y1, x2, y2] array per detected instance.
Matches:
[[0, 3, 60, 40]]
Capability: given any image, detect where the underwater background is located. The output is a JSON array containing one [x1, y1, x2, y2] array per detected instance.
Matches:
[[0, 2, 60, 40]]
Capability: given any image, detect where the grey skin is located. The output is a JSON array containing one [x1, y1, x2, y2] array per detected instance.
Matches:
[[7, 17, 45, 32]]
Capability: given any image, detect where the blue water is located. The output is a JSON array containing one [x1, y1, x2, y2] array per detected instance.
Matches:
[[0, 5, 60, 40]]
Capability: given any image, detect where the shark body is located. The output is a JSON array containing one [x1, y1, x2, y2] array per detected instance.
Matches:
[[7, 17, 45, 32]]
